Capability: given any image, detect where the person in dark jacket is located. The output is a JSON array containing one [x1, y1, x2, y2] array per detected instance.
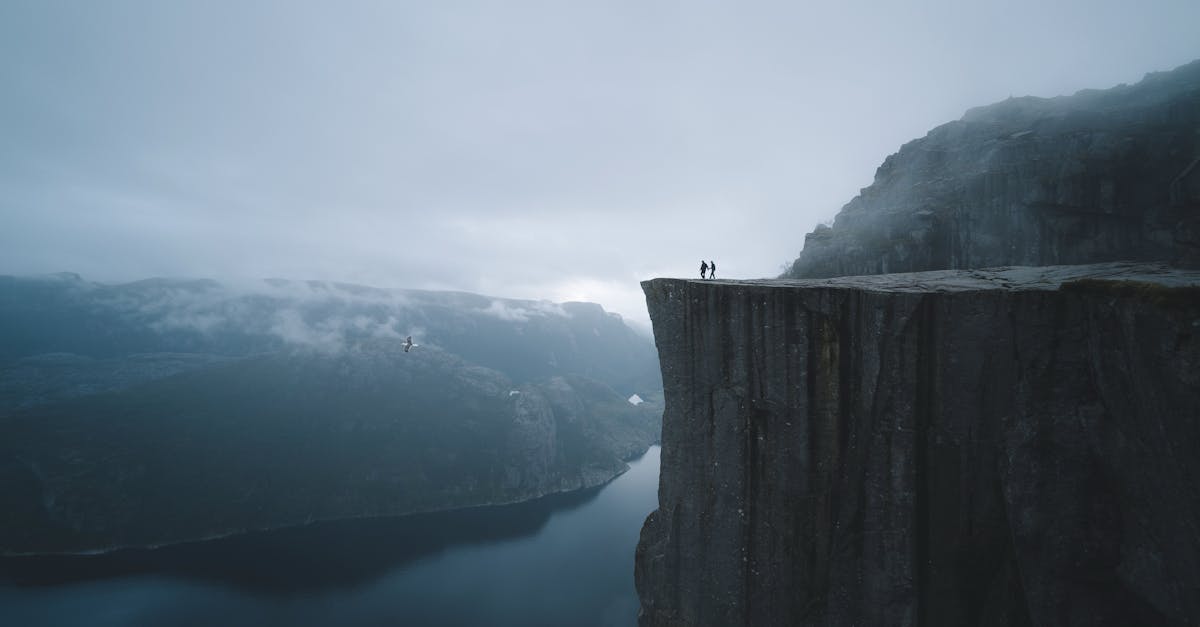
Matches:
[[709, 260, 716, 279], [700, 260, 708, 279]]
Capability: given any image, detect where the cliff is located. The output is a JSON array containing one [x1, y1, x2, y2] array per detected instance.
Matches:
[[636, 263, 1200, 626], [784, 59, 1200, 278]]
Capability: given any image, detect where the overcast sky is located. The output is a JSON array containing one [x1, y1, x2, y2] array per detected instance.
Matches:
[[2, 0, 1198, 328]]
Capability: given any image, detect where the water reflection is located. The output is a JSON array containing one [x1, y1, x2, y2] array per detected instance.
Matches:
[[2, 484, 603, 594], [0, 446, 661, 627]]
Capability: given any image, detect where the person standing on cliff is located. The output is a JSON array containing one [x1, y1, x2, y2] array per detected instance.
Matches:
[[709, 260, 716, 279], [700, 260, 708, 279]]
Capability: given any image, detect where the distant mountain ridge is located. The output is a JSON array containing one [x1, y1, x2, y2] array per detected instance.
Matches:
[[0, 273, 662, 554], [0, 273, 660, 394], [784, 58, 1200, 278]]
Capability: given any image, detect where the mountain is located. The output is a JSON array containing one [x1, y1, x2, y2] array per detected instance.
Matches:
[[0, 273, 661, 394], [784, 59, 1200, 279], [637, 61, 1200, 626], [0, 274, 662, 554]]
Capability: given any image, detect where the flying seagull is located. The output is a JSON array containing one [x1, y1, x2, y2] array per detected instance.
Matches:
[[403, 336, 415, 353]]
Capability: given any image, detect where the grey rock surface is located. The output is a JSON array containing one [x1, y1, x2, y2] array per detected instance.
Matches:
[[784, 60, 1200, 278], [636, 263, 1200, 626]]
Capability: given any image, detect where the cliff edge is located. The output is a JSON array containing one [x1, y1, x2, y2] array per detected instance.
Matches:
[[636, 263, 1200, 626]]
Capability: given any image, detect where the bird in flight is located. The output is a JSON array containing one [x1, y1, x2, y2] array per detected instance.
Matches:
[[403, 336, 415, 353]]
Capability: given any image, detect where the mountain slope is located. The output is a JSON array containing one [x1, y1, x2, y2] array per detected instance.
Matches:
[[784, 59, 1200, 278], [0, 274, 662, 554]]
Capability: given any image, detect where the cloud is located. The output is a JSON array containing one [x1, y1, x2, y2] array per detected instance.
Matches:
[[92, 278, 417, 353], [477, 299, 567, 322], [269, 309, 347, 353], [3, 0, 1199, 331], [83, 275, 612, 353]]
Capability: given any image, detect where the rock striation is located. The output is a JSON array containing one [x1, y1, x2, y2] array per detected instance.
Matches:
[[636, 263, 1200, 626], [784, 60, 1200, 279]]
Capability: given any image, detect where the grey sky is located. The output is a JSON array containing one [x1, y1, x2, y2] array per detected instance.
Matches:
[[2, 0, 1198, 328]]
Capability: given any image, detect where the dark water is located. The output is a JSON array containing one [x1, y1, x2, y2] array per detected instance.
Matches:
[[0, 446, 660, 627]]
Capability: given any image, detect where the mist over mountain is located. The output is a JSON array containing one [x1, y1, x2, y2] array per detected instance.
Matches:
[[0, 272, 660, 393], [0, 273, 662, 554], [784, 58, 1200, 279]]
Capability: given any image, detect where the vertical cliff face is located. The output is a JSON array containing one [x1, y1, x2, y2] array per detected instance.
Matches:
[[636, 263, 1200, 627], [784, 60, 1200, 279]]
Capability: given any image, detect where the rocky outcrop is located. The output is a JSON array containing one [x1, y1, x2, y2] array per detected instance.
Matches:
[[636, 263, 1200, 626], [784, 60, 1200, 279]]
